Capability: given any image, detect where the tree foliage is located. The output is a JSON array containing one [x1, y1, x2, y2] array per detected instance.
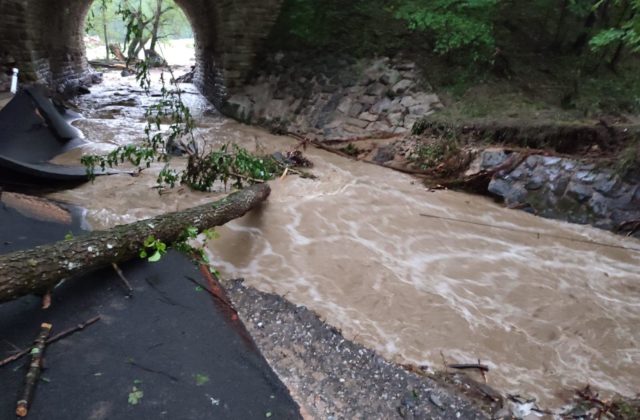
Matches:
[[85, 0, 192, 60], [273, 0, 640, 71], [392, 0, 499, 63], [590, 0, 640, 54]]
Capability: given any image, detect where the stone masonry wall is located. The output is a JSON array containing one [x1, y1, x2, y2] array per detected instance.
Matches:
[[0, 0, 283, 106], [467, 149, 640, 236], [223, 54, 443, 139]]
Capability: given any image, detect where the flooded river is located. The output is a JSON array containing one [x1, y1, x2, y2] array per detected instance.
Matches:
[[49, 72, 640, 409]]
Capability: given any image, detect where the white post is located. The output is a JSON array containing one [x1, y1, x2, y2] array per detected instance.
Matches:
[[10, 68, 19, 94]]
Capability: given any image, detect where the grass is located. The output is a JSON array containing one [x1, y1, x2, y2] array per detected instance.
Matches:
[[615, 138, 640, 177], [410, 136, 460, 171]]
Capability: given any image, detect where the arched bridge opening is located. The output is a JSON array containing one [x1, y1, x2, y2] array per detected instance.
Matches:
[[0, 0, 283, 108]]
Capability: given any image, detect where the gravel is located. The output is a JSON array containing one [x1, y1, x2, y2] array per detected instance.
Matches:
[[224, 279, 489, 420]]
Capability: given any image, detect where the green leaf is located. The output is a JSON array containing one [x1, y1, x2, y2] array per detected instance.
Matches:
[[148, 251, 162, 262], [128, 386, 144, 405], [64, 232, 74, 241], [186, 226, 198, 238], [143, 235, 156, 248], [195, 373, 210, 386]]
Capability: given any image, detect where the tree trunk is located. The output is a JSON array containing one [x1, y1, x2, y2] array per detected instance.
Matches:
[[102, 5, 110, 61], [109, 44, 127, 62], [551, 0, 569, 51], [149, 0, 164, 53], [0, 183, 271, 304]]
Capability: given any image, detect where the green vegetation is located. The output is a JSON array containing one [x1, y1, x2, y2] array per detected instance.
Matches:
[[194, 374, 210, 386], [127, 386, 143, 405], [615, 137, 640, 175], [410, 137, 460, 171], [85, 0, 192, 61], [81, 58, 284, 192], [393, 0, 499, 63], [269, 0, 640, 117], [139, 235, 167, 262], [339, 143, 363, 157]]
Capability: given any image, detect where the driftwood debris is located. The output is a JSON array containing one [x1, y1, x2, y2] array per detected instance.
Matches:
[[0, 316, 101, 368], [16, 323, 52, 417], [0, 183, 271, 304], [447, 363, 490, 373]]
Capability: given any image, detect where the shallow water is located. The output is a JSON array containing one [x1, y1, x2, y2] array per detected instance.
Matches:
[[50, 72, 640, 409]]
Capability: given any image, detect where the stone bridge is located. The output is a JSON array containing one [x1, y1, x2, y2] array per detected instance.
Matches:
[[0, 0, 283, 107]]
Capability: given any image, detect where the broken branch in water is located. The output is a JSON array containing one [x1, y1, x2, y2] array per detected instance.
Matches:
[[447, 363, 490, 372], [0, 316, 101, 368], [479, 358, 488, 383], [16, 323, 52, 417]]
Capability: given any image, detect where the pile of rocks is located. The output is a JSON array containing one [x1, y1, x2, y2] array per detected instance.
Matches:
[[223, 54, 442, 139], [468, 149, 640, 234]]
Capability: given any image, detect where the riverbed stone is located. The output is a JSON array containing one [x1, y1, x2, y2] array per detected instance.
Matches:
[[373, 145, 396, 163], [409, 103, 435, 116], [371, 97, 392, 114], [348, 103, 364, 118], [524, 155, 541, 169], [388, 98, 404, 114], [413, 93, 441, 109], [387, 112, 404, 127], [574, 170, 597, 183], [358, 112, 379, 123], [360, 95, 378, 105], [485, 148, 639, 234], [345, 117, 369, 129], [481, 149, 509, 169], [403, 115, 420, 130], [366, 83, 387, 97], [589, 193, 610, 217], [400, 96, 418, 108], [541, 156, 562, 166], [525, 176, 545, 191], [369, 121, 392, 132], [391, 79, 413, 96], [224, 94, 253, 123], [380, 69, 401, 86], [593, 173, 619, 196], [566, 181, 592, 203]]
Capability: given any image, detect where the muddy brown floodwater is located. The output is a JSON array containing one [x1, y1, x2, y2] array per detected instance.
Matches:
[[49, 71, 640, 410]]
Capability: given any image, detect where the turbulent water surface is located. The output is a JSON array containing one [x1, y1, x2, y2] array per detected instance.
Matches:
[[49, 72, 640, 408]]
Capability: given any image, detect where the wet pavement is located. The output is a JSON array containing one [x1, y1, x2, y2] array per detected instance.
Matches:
[[0, 197, 300, 419]]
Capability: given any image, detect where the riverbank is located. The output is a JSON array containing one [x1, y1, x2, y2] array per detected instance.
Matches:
[[5, 69, 640, 415], [221, 52, 639, 238]]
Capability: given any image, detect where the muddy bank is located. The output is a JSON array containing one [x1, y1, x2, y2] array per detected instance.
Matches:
[[318, 119, 640, 237]]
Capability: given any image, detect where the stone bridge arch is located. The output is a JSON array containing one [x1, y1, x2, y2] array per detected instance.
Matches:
[[0, 0, 283, 107]]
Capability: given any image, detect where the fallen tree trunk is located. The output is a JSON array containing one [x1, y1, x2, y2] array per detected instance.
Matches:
[[0, 183, 271, 304]]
